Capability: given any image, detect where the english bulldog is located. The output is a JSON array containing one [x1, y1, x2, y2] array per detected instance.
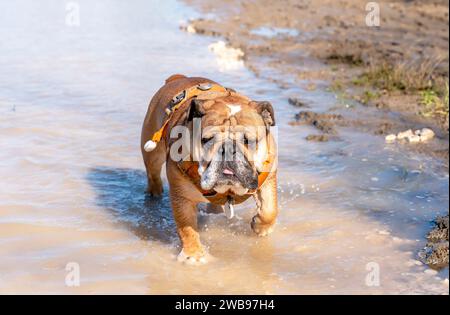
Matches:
[[141, 74, 278, 264]]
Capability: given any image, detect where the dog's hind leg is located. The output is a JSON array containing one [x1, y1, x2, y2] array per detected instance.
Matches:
[[143, 143, 165, 196]]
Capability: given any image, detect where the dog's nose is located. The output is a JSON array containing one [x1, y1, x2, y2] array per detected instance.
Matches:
[[222, 140, 236, 162]]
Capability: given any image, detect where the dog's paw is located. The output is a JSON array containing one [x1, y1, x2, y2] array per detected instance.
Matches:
[[251, 216, 275, 237], [147, 180, 163, 196], [149, 186, 163, 197], [177, 249, 213, 266]]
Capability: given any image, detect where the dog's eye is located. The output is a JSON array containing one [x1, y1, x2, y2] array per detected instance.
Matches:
[[243, 136, 249, 145]]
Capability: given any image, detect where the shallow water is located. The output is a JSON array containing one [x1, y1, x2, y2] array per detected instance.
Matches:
[[250, 26, 299, 38], [0, 0, 448, 294]]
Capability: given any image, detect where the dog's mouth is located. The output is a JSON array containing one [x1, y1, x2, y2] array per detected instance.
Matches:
[[200, 160, 258, 193], [217, 164, 243, 184], [222, 167, 234, 176]]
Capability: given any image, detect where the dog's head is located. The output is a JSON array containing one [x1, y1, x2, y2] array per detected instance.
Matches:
[[185, 94, 276, 195]]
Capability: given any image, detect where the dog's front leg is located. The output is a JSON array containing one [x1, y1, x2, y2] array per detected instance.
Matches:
[[167, 160, 207, 264], [171, 195, 207, 264], [251, 172, 278, 237]]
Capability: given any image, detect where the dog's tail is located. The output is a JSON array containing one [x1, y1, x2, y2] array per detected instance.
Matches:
[[165, 74, 187, 84]]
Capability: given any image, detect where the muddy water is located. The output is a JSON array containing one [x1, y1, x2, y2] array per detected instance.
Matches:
[[0, 0, 448, 294]]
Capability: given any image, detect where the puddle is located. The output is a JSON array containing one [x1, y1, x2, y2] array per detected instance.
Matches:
[[0, 0, 448, 294], [251, 26, 299, 38]]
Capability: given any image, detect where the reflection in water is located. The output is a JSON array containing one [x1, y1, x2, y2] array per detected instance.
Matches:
[[87, 167, 176, 244], [0, 0, 448, 294]]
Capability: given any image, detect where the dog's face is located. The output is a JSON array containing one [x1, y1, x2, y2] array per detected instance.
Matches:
[[188, 94, 275, 195]]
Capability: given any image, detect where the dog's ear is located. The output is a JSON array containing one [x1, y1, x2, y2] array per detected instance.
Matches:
[[252, 101, 275, 126], [187, 98, 206, 121]]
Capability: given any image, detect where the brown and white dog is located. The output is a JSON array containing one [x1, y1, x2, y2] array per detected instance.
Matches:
[[141, 74, 278, 264]]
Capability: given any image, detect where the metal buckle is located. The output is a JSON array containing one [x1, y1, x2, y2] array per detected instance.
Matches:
[[171, 90, 186, 107], [198, 83, 212, 91]]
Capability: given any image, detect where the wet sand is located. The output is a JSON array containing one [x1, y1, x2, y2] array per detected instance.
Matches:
[[0, 0, 448, 294]]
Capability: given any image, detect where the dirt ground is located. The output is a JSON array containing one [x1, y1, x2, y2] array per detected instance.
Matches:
[[420, 215, 449, 270], [182, 0, 449, 269]]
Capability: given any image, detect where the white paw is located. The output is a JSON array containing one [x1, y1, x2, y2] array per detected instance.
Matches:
[[251, 216, 275, 237], [177, 249, 213, 265]]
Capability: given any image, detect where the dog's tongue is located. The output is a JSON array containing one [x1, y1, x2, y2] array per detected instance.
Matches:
[[223, 168, 234, 175]]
